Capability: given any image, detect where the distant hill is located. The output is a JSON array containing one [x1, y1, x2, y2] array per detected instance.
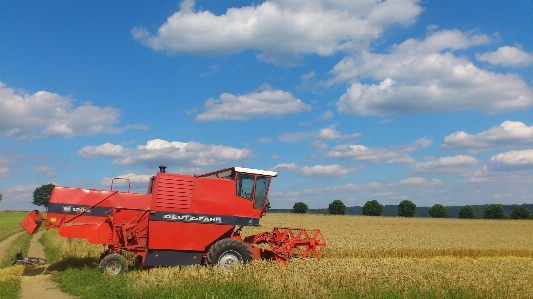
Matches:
[[269, 203, 533, 218]]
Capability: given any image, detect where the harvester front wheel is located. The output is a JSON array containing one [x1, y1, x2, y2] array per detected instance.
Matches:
[[98, 253, 128, 275], [207, 238, 252, 269]]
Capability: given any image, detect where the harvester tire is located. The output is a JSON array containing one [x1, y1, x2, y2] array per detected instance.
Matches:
[[99, 253, 128, 275], [207, 238, 252, 269]]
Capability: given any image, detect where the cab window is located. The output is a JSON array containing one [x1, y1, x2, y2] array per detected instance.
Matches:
[[236, 173, 254, 200], [254, 176, 271, 209]]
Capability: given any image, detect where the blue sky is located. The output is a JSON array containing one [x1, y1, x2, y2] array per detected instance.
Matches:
[[1, 0, 533, 211]]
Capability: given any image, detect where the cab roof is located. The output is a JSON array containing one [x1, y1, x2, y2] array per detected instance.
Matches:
[[234, 167, 278, 177], [198, 167, 278, 178]]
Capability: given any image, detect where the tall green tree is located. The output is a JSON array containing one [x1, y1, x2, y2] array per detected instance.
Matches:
[[292, 202, 308, 214], [398, 200, 416, 217], [328, 199, 347, 215], [0, 192, 3, 202], [428, 204, 447, 218], [510, 206, 531, 219], [458, 205, 476, 219], [32, 183, 55, 210], [483, 204, 504, 219], [362, 200, 384, 216]]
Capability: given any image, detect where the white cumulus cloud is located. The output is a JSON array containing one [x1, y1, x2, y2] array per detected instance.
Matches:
[[442, 121, 533, 152], [326, 138, 431, 163], [489, 149, 533, 171], [410, 155, 479, 174], [195, 85, 310, 121], [33, 166, 56, 177], [316, 124, 360, 141], [0, 82, 124, 139], [278, 124, 361, 152], [78, 139, 253, 167], [272, 163, 358, 178], [477, 46, 533, 67], [330, 30, 533, 115], [393, 177, 444, 186], [132, 0, 422, 65]]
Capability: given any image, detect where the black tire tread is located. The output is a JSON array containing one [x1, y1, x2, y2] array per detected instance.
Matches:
[[206, 238, 252, 266], [98, 253, 128, 274]]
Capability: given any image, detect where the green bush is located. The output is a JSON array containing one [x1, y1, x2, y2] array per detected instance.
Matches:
[[328, 200, 347, 215], [483, 204, 504, 219], [398, 200, 416, 217], [510, 206, 531, 219], [291, 202, 308, 214], [362, 200, 384, 216], [429, 204, 447, 218], [458, 205, 476, 219]]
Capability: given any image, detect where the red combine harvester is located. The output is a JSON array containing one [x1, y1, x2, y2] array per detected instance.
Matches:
[[20, 166, 326, 274]]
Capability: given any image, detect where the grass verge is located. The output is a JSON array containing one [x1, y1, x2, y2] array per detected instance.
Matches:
[[0, 211, 29, 242], [50, 267, 484, 299], [0, 267, 24, 299], [0, 223, 35, 299], [39, 229, 62, 264], [53, 268, 272, 299], [0, 230, 33, 268]]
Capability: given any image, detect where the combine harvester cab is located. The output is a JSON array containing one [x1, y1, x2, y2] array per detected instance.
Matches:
[[21, 166, 326, 274]]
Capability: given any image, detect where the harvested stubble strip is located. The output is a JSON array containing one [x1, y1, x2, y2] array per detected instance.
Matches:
[[0, 266, 24, 282]]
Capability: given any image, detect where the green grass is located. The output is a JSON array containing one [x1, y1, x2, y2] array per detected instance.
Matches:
[[39, 229, 62, 264], [0, 229, 33, 268], [49, 267, 484, 299], [0, 211, 30, 242], [0, 229, 35, 299], [0, 212, 37, 299], [0, 278, 20, 299], [52, 268, 272, 299]]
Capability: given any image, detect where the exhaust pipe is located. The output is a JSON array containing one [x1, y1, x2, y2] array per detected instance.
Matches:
[[159, 165, 167, 173]]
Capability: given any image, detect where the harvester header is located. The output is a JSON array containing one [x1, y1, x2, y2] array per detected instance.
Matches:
[[21, 166, 326, 274]]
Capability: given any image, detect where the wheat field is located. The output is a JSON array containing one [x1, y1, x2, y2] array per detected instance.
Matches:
[[244, 214, 533, 258], [43, 213, 533, 298]]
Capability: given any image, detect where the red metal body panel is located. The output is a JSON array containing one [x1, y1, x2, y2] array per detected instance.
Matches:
[[58, 222, 112, 244], [46, 187, 151, 250], [191, 177, 260, 218], [148, 222, 233, 250], [151, 173, 194, 212]]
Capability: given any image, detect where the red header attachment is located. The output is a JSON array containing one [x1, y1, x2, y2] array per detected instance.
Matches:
[[20, 210, 45, 235], [244, 227, 327, 264]]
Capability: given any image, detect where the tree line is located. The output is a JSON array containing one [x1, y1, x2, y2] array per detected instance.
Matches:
[[290, 199, 533, 219]]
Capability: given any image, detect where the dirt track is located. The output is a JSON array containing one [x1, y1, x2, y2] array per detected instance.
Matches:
[[0, 230, 78, 298], [0, 231, 25, 262], [17, 230, 77, 299]]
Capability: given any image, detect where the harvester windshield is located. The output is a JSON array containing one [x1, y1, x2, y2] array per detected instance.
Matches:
[[236, 174, 272, 209], [201, 166, 277, 210], [254, 176, 270, 209]]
